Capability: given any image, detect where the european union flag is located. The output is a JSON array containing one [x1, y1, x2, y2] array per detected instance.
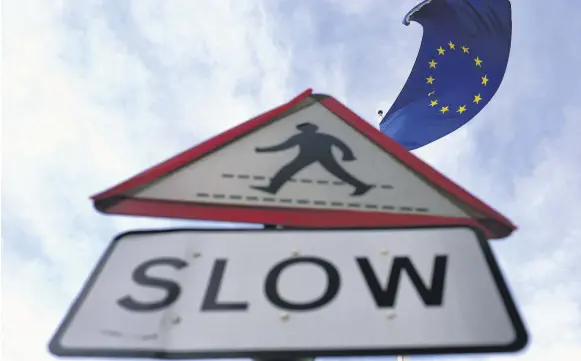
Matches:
[[379, 0, 512, 150]]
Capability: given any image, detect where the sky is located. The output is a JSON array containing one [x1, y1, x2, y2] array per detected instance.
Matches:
[[2, 0, 580, 360]]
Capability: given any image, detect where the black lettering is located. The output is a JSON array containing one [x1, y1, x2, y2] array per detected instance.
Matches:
[[357, 255, 447, 307], [265, 256, 340, 311], [201, 259, 249, 311], [117, 257, 188, 312]]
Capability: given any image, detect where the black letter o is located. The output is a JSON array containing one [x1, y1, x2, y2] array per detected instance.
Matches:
[[265, 257, 340, 311]]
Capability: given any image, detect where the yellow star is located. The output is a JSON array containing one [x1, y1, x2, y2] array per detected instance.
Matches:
[[437, 46, 445, 55], [428, 59, 437, 68], [473, 93, 483, 104], [481, 74, 489, 86], [457, 105, 467, 114], [461, 46, 470, 53], [428, 90, 436, 96], [474, 56, 483, 67], [426, 75, 435, 84], [429, 100, 438, 107], [448, 41, 456, 50], [440, 105, 449, 114]]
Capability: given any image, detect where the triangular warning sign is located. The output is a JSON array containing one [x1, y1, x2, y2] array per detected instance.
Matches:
[[92, 89, 516, 239]]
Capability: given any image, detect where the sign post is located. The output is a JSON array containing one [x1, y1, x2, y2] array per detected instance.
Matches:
[[49, 90, 527, 360]]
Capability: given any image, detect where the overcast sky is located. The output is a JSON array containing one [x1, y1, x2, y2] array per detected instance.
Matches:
[[2, 0, 580, 360]]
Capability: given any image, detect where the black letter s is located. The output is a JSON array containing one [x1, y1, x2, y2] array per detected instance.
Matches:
[[117, 257, 188, 312]]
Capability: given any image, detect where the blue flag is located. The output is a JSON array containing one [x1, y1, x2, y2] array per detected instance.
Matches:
[[379, 0, 512, 150]]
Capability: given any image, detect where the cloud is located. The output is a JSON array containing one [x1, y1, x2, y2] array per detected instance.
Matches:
[[2, 1, 294, 360], [2, 0, 580, 361], [422, 107, 581, 361]]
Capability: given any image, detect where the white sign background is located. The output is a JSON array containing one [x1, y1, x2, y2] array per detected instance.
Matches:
[[131, 102, 470, 218], [49, 226, 527, 359]]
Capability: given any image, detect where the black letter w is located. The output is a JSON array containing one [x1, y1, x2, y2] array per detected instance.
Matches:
[[357, 256, 447, 307]]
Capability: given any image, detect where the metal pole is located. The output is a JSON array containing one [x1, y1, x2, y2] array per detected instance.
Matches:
[[254, 358, 313, 361], [396, 356, 410, 361]]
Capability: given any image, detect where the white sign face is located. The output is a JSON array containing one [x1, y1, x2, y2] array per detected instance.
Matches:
[[129, 101, 470, 218], [49, 226, 527, 359]]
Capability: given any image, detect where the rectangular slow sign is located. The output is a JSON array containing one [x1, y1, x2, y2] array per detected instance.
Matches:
[[49, 226, 527, 359]]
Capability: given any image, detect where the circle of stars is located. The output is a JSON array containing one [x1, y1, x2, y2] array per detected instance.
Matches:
[[426, 41, 488, 116]]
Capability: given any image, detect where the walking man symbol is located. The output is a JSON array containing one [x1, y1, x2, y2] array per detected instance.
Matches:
[[250, 122, 374, 196]]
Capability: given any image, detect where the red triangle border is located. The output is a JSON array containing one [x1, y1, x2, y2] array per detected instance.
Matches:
[[92, 89, 516, 239]]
